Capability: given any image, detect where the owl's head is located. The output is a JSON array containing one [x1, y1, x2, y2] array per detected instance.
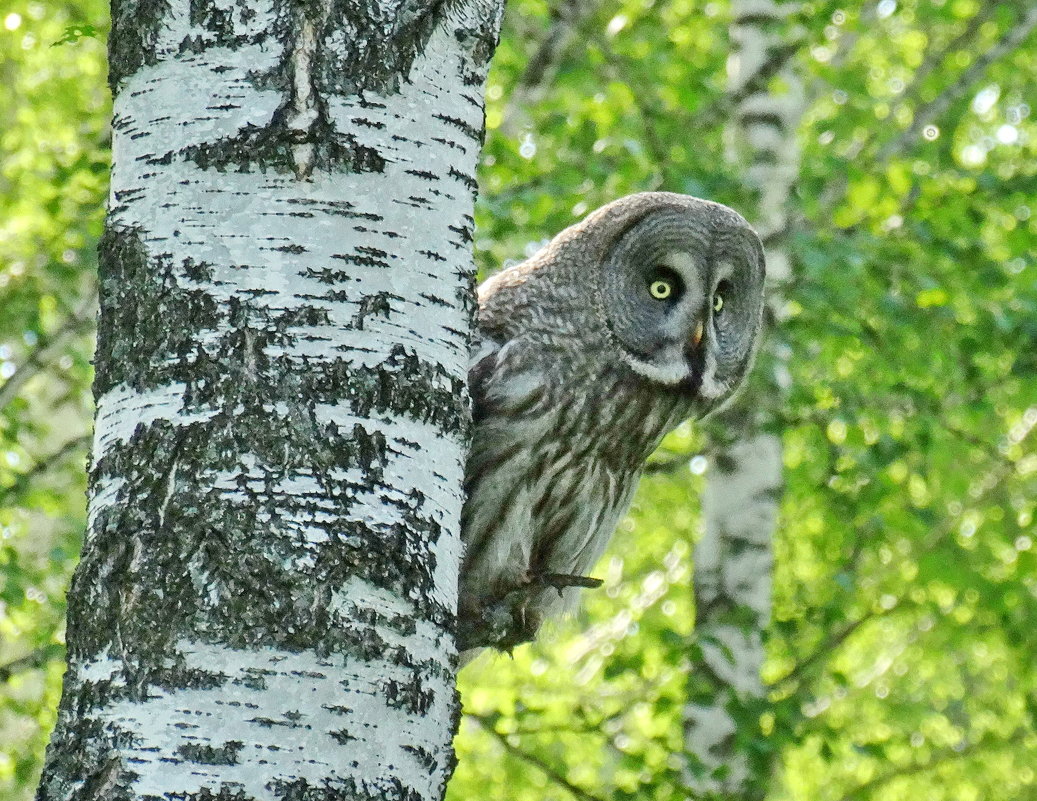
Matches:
[[477, 192, 766, 415], [591, 193, 766, 411]]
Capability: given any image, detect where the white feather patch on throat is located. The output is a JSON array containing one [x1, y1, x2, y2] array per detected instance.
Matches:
[[620, 346, 691, 386], [698, 349, 732, 401]]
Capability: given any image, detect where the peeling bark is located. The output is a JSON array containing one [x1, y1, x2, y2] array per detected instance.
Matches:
[[37, 1, 503, 800], [684, 0, 803, 796]]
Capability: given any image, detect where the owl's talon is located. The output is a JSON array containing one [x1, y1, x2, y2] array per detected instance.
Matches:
[[536, 573, 604, 594]]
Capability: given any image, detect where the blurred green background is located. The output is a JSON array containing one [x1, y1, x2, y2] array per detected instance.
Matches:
[[1, 1, 1035, 799]]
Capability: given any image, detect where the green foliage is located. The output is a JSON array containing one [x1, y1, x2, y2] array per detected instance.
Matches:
[[52, 24, 100, 47], [457, 1, 1037, 799], [2, 0, 1036, 799], [0, 1, 107, 796]]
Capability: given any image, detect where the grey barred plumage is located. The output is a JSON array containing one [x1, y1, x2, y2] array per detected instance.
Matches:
[[458, 192, 766, 657]]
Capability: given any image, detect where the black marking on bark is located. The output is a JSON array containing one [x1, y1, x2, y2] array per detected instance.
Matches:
[[108, 0, 171, 91], [329, 728, 357, 744], [447, 166, 478, 191], [189, 0, 234, 38], [431, 136, 467, 152], [318, 289, 355, 303], [78, 407, 459, 661], [180, 123, 386, 176], [432, 113, 481, 141], [326, 346, 469, 432], [352, 292, 398, 330], [285, 197, 383, 220], [739, 111, 784, 129], [327, 250, 389, 269], [269, 775, 425, 801], [175, 0, 496, 177], [72, 227, 471, 703], [183, 257, 216, 283], [734, 13, 782, 26], [34, 720, 135, 801], [748, 149, 781, 166], [177, 740, 244, 765], [162, 786, 257, 800], [448, 218, 475, 243], [713, 450, 740, 474], [304, 266, 353, 284], [153, 664, 230, 692], [353, 225, 401, 239], [235, 670, 269, 691], [460, 18, 501, 65], [357, 245, 392, 262], [383, 671, 435, 715], [392, 196, 432, 210], [420, 292, 452, 308], [320, 0, 450, 96], [95, 227, 220, 396], [248, 713, 311, 729], [403, 743, 440, 774]]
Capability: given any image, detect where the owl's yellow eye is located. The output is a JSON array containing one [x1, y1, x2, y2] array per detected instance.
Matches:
[[713, 293, 725, 313], [649, 280, 673, 300]]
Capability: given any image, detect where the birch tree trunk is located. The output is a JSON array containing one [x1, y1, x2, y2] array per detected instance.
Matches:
[[684, 0, 803, 796], [36, 2, 503, 800]]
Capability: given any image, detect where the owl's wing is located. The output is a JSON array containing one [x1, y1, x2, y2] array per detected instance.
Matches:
[[468, 335, 549, 423], [463, 333, 553, 584], [468, 333, 503, 424]]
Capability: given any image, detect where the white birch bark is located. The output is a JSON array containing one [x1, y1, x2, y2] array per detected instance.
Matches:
[[36, 2, 503, 800], [684, 0, 803, 795]]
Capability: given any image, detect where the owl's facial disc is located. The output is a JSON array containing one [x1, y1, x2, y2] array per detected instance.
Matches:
[[609, 249, 708, 388], [599, 204, 766, 410]]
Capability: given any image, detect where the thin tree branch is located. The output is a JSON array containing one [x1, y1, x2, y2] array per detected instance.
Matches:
[[0, 434, 91, 506], [0, 297, 95, 414], [467, 713, 607, 801], [836, 727, 1031, 801], [696, 37, 806, 126], [499, 0, 608, 135], [773, 611, 875, 690], [874, 4, 1037, 165], [0, 644, 65, 682], [644, 444, 718, 475], [775, 423, 1031, 697], [515, 0, 587, 92], [891, 3, 996, 120], [818, 3, 1037, 228], [827, 1, 878, 72], [592, 36, 673, 188]]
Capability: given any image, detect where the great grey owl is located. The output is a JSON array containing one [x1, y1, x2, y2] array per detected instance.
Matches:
[[458, 192, 766, 655]]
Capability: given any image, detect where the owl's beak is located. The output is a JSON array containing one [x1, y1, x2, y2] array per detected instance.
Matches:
[[691, 320, 704, 348]]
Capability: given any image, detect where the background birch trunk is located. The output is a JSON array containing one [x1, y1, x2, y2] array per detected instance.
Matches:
[[683, 0, 803, 796], [35, 2, 503, 800]]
